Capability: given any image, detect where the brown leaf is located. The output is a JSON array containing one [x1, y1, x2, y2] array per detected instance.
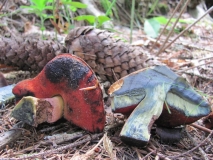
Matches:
[[103, 133, 116, 159]]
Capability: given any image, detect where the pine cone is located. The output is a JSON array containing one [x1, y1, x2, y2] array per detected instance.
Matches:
[[0, 34, 66, 71], [65, 26, 160, 81], [0, 27, 160, 82]]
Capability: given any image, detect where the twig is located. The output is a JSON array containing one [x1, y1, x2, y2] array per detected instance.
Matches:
[[190, 123, 212, 133], [0, 122, 24, 150], [131, 147, 143, 160], [198, 55, 213, 62], [181, 71, 213, 81], [186, 131, 209, 160], [2, 26, 18, 39], [150, 0, 184, 52], [1, 133, 103, 160], [39, 123, 67, 133], [112, 69, 118, 81], [147, 147, 171, 160], [5, 18, 23, 27], [168, 130, 213, 159], [176, 61, 213, 73], [17, 13, 28, 22], [43, 131, 85, 145], [174, 41, 213, 53], [116, 2, 137, 26], [157, 0, 190, 55], [142, 148, 155, 160], [0, 0, 7, 12], [84, 135, 104, 157], [162, 6, 213, 52]]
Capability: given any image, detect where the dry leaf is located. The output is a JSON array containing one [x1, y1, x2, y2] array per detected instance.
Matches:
[[103, 133, 116, 160], [24, 21, 39, 34]]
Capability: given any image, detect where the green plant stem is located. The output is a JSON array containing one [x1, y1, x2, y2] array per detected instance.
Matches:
[[130, 0, 135, 43], [40, 15, 45, 39], [53, 0, 58, 40], [63, 0, 72, 24], [63, 4, 72, 31], [105, 0, 117, 17], [147, 0, 159, 17]]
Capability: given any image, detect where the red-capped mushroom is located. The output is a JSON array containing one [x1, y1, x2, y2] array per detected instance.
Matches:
[[12, 54, 105, 133]]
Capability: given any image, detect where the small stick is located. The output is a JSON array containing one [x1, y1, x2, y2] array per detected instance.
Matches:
[[168, 130, 213, 159], [147, 147, 171, 160], [84, 135, 104, 157], [116, 2, 134, 25], [162, 6, 213, 52], [133, 147, 143, 160], [111, 69, 118, 81], [176, 61, 213, 73], [5, 133, 103, 159], [0, 0, 7, 11], [39, 123, 66, 133], [173, 41, 213, 53], [186, 131, 209, 160], [43, 131, 85, 145], [157, 0, 190, 55], [197, 56, 213, 62], [0, 122, 24, 150], [149, 0, 184, 52], [181, 71, 213, 81], [142, 148, 155, 160], [190, 123, 212, 133]]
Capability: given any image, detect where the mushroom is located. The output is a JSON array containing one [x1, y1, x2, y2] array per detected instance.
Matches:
[[12, 54, 105, 133], [109, 65, 211, 147]]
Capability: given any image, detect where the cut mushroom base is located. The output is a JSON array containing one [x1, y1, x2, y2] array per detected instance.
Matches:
[[109, 65, 211, 147], [11, 96, 64, 126]]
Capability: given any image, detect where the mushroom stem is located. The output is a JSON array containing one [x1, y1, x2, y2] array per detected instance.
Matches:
[[120, 85, 168, 147], [11, 96, 64, 126]]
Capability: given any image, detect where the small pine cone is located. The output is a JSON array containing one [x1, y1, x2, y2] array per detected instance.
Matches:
[[65, 26, 160, 81], [0, 34, 66, 72]]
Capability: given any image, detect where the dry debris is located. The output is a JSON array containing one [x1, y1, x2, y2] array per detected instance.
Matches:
[[0, 0, 213, 160]]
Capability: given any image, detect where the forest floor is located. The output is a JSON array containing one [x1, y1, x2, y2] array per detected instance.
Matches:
[[0, 0, 213, 159]]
